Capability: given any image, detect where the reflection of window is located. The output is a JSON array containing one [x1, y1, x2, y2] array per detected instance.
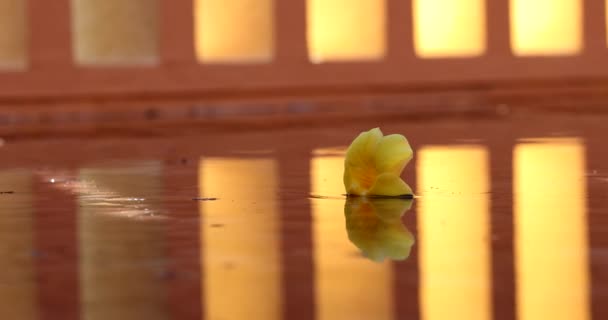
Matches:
[[311, 154, 394, 320], [510, 0, 582, 56], [413, 0, 486, 58], [195, 0, 274, 63], [79, 162, 169, 320], [417, 145, 492, 320], [307, 0, 385, 62], [514, 138, 590, 320], [0, 170, 36, 320], [0, 0, 26, 69], [71, 0, 159, 65], [199, 158, 281, 320]]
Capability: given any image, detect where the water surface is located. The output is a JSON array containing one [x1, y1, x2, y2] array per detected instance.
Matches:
[[0, 112, 607, 320]]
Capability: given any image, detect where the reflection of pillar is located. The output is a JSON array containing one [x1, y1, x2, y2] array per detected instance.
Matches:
[[587, 133, 608, 319], [0, 171, 36, 319], [393, 152, 419, 319], [200, 158, 282, 320], [311, 154, 394, 320], [514, 138, 589, 320], [71, 0, 159, 65], [279, 152, 314, 320], [0, 0, 26, 69], [79, 163, 168, 320], [34, 173, 79, 320], [489, 141, 515, 320], [163, 159, 202, 320], [417, 145, 492, 320]]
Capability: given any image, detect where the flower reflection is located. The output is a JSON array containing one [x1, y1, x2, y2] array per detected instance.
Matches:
[[345, 197, 415, 262]]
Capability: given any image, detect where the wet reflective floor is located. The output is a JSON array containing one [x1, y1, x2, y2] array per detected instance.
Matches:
[[0, 110, 607, 320]]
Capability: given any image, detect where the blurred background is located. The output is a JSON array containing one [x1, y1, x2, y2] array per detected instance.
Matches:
[[1, 1, 608, 320], [0, 0, 606, 129]]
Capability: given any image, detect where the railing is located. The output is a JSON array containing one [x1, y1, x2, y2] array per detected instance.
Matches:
[[0, 0, 606, 99]]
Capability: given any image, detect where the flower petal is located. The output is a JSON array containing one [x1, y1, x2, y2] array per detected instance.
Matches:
[[343, 128, 383, 195], [374, 134, 413, 175], [368, 173, 413, 196]]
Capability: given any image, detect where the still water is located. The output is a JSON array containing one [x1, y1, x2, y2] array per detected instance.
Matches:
[[0, 112, 606, 320]]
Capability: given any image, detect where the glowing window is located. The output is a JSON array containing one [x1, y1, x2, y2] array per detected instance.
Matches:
[[413, 0, 486, 58], [417, 145, 492, 320], [514, 138, 590, 320], [0, 0, 26, 69], [199, 158, 281, 320], [510, 0, 582, 56], [195, 0, 274, 63], [307, 0, 386, 62], [311, 153, 395, 320], [71, 0, 159, 65]]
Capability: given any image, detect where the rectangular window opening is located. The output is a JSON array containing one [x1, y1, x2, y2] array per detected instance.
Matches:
[[71, 0, 160, 66], [195, 0, 274, 63], [413, 0, 486, 58], [510, 0, 582, 56], [0, 0, 27, 70], [307, 0, 386, 63]]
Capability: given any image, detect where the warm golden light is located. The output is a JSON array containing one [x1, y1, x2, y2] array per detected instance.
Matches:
[[0, 0, 26, 69], [79, 163, 169, 320], [514, 138, 590, 320], [311, 154, 394, 320], [510, 0, 582, 56], [71, 0, 159, 65], [413, 0, 486, 58], [0, 171, 37, 320], [307, 0, 385, 62], [195, 0, 274, 62], [417, 145, 492, 320], [200, 158, 281, 320]]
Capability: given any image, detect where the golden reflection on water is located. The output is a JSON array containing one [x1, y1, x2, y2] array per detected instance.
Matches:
[[417, 145, 492, 320], [199, 158, 281, 320], [514, 138, 590, 320], [311, 154, 394, 320], [78, 162, 168, 320], [0, 170, 37, 320]]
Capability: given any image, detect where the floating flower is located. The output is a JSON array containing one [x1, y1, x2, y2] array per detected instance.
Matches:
[[345, 197, 414, 262], [343, 128, 413, 196]]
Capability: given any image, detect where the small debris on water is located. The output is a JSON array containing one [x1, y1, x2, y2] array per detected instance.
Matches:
[[210, 223, 224, 228], [0, 191, 14, 194], [192, 197, 218, 201]]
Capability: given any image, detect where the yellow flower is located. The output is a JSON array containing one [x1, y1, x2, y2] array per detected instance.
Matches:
[[345, 197, 415, 262], [343, 128, 413, 196]]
